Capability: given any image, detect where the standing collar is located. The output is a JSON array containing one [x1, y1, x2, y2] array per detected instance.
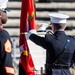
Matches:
[[54, 30, 65, 34]]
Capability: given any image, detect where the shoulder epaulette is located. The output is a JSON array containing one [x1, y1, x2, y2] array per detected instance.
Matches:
[[46, 31, 53, 35]]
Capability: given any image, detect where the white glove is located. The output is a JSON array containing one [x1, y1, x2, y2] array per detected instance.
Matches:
[[29, 29, 37, 35]]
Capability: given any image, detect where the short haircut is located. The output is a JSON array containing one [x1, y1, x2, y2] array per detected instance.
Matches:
[[52, 23, 66, 30]]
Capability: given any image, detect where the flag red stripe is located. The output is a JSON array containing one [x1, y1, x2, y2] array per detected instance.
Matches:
[[19, 0, 36, 75]]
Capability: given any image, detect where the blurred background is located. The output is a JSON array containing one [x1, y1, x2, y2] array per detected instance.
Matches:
[[4, 0, 75, 75]]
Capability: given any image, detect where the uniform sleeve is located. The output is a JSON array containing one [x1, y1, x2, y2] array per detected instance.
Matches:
[[29, 34, 49, 49], [0, 39, 15, 75]]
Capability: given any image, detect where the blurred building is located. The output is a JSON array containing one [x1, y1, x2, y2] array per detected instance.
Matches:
[[9, 0, 75, 2]]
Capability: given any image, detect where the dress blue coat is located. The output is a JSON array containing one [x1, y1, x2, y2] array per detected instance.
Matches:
[[29, 31, 75, 75]]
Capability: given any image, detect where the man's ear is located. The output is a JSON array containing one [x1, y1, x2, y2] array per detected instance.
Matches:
[[0, 11, 2, 23], [1, 11, 8, 24]]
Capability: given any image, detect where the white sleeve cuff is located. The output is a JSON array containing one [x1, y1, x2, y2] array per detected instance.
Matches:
[[29, 29, 37, 35]]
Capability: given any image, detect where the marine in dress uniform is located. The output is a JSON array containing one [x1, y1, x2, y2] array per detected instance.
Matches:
[[0, 1, 14, 75], [0, 10, 15, 75], [29, 13, 75, 75]]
